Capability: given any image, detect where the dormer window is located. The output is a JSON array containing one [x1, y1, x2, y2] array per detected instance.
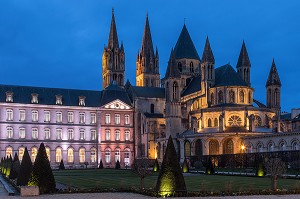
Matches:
[[79, 96, 86, 106], [6, 92, 13, 102], [31, 93, 39, 104], [56, 95, 62, 105]]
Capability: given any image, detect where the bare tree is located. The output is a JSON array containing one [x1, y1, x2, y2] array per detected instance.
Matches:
[[265, 158, 286, 191], [132, 158, 152, 190]]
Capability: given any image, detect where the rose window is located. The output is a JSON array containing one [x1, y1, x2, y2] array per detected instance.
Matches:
[[254, 115, 262, 127], [228, 115, 242, 126]]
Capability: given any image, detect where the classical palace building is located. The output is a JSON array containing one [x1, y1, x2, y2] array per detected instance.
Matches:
[[0, 10, 299, 168]]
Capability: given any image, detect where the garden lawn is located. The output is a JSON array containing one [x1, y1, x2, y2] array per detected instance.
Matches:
[[54, 169, 300, 192]]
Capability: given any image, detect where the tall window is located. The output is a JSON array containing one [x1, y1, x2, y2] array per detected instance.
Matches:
[[46, 147, 51, 161], [229, 90, 235, 103], [18, 147, 24, 161], [19, 127, 25, 139], [125, 114, 130, 125], [6, 147, 13, 158], [91, 130, 96, 140], [6, 109, 13, 121], [68, 129, 74, 140], [207, 118, 212, 127], [45, 128, 50, 140], [239, 91, 245, 103], [32, 128, 38, 139], [90, 148, 97, 163], [56, 112, 62, 123], [105, 130, 110, 141], [67, 148, 74, 163], [218, 91, 223, 104], [6, 92, 13, 102], [79, 148, 85, 163], [115, 130, 120, 141], [105, 114, 111, 124], [105, 149, 111, 163], [178, 62, 182, 72], [248, 91, 252, 103], [115, 114, 120, 124], [44, 111, 50, 122], [56, 148, 62, 163], [56, 128, 62, 140], [214, 118, 218, 127], [172, 82, 178, 100], [79, 112, 85, 124], [115, 149, 120, 162], [31, 147, 38, 162], [190, 62, 194, 72], [32, 110, 38, 122], [91, 113, 96, 124], [210, 93, 214, 105], [125, 131, 130, 141], [7, 126, 13, 138], [274, 88, 279, 105], [68, 112, 73, 123], [80, 129, 85, 140], [19, 109, 25, 121], [124, 149, 130, 166]]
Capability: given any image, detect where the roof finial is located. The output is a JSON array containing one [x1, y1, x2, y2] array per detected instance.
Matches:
[[184, 17, 186, 25], [112, 7, 114, 15]]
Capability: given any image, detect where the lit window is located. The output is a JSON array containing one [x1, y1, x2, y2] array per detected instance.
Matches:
[[125, 114, 130, 125], [115, 149, 120, 162], [6, 109, 13, 121], [56, 128, 62, 140], [56, 95, 62, 105], [45, 128, 50, 140], [6, 91, 13, 102], [19, 109, 25, 121], [79, 148, 85, 163], [105, 114, 110, 124], [90, 148, 97, 163], [44, 111, 50, 122], [68, 129, 74, 140], [18, 147, 24, 161], [79, 96, 86, 106], [56, 148, 62, 163], [32, 110, 38, 122], [19, 127, 25, 139], [31, 93, 38, 104], [115, 114, 120, 124], [124, 149, 130, 166], [56, 112, 62, 123], [125, 131, 130, 141], [6, 147, 13, 158], [79, 112, 85, 124], [105, 149, 111, 163], [32, 128, 38, 139], [91, 113, 96, 124], [115, 130, 120, 141], [105, 130, 110, 141], [46, 147, 50, 161], [67, 148, 74, 163], [91, 130, 97, 140], [68, 112, 73, 123], [31, 147, 38, 162], [79, 129, 85, 140], [7, 126, 13, 138]]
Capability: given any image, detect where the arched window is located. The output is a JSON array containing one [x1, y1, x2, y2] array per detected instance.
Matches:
[[45, 147, 50, 161], [239, 91, 245, 103], [257, 143, 263, 152], [150, 104, 154, 114], [113, 74, 117, 81], [223, 139, 234, 154], [254, 115, 262, 127], [172, 82, 178, 101], [124, 149, 130, 166], [115, 148, 120, 162], [6, 147, 13, 158], [184, 141, 191, 157], [267, 142, 274, 152], [278, 141, 286, 151], [79, 148, 85, 163], [209, 140, 219, 155], [118, 74, 123, 86], [105, 149, 111, 163], [218, 91, 223, 104], [90, 148, 97, 163], [31, 147, 38, 162], [18, 147, 25, 161], [291, 140, 299, 150], [178, 62, 182, 72], [166, 82, 169, 101], [195, 139, 203, 156], [229, 90, 235, 103], [228, 115, 242, 126], [190, 62, 194, 72], [67, 148, 74, 163], [207, 118, 212, 127], [211, 93, 214, 105], [267, 89, 271, 106], [248, 91, 252, 103], [214, 118, 218, 127], [56, 148, 62, 163]]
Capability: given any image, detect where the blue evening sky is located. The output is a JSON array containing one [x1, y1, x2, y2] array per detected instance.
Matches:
[[0, 0, 299, 112]]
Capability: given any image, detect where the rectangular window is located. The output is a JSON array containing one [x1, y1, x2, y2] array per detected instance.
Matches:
[[32, 128, 38, 139], [19, 110, 25, 121], [125, 131, 130, 141], [68, 112, 73, 123], [44, 111, 50, 122], [45, 128, 50, 140], [19, 127, 25, 139], [115, 114, 120, 124], [115, 130, 120, 141], [91, 113, 96, 124], [7, 127, 13, 138], [91, 130, 96, 140], [105, 130, 110, 141], [6, 109, 13, 121], [125, 114, 130, 125], [68, 129, 74, 140], [79, 129, 85, 140], [56, 112, 62, 123], [56, 128, 62, 140], [32, 110, 38, 122], [105, 151, 110, 163], [79, 112, 85, 124], [105, 114, 110, 124]]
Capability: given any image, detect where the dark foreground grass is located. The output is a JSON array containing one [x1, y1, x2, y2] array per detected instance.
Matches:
[[54, 169, 300, 192]]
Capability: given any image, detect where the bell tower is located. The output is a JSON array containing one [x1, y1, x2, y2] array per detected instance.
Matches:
[[236, 41, 251, 86]]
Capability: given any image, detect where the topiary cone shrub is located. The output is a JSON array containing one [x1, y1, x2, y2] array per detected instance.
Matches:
[[59, 159, 65, 170], [17, 147, 32, 186], [153, 158, 160, 172], [182, 158, 189, 173], [156, 136, 187, 197], [9, 152, 20, 179], [206, 156, 215, 175], [115, 160, 121, 169], [28, 143, 56, 194], [99, 160, 104, 169]]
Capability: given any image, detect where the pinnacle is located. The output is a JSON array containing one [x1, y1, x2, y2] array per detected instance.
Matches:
[[202, 36, 215, 63], [236, 40, 251, 68]]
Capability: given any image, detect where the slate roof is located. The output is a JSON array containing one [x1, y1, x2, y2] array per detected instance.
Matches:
[[292, 114, 300, 122], [0, 84, 102, 107], [100, 83, 132, 106], [144, 113, 164, 118], [182, 76, 201, 96], [214, 64, 248, 87], [173, 24, 200, 60], [236, 41, 251, 68], [165, 49, 181, 78], [130, 86, 165, 99], [266, 59, 281, 87], [281, 113, 292, 120], [202, 36, 215, 63]]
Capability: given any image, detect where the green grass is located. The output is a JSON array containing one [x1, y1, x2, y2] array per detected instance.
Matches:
[[54, 169, 300, 192]]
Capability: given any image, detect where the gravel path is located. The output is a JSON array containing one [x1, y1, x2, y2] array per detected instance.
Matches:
[[2, 193, 300, 199]]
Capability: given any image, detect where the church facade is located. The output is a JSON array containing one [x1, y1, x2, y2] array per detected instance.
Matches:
[[0, 10, 298, 168]]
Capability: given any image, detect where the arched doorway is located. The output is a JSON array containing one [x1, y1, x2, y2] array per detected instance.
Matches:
[[194, 139, 203, 156], [223, 139, 234, 154], [209, 140, 219, 155], [184, 141, 191, 157]]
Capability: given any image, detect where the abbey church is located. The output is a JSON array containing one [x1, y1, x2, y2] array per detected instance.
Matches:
[[0, 10, 299, 168]]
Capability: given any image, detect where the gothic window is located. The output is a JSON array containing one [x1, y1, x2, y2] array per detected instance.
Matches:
[[178, 62, 182, 72], [248, 91, 252, 103], [184, 141, 191, 157], [218, 90, 223, 104], [190, 62, 194, 72], [67, 148, 74, 163], [172, 81, 178, 101], [229, 90, 235, 103], [113, 74, 117, 81], [214, 118, 218, 127], [292, 140, 299, 150], [228, 115, 242, 126], [207, 118, 212, 127], [278, 141, 286, 151], [118, 74, 123, 85], [267, 89, 271, 106], [254, 115, 262, 127], [211, 93, 214, 105], [239, 91, 245, 103], [223, 139, 234, 154], [267, 142, 274, 152], [209, 140, 219, 155], [195, 139, 203, 156]]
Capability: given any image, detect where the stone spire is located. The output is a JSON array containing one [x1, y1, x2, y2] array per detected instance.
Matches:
[[202, 36, 215, 63], [266, 58, 281, 87], [108, 9, 119, 49], [165, 49, 180, 78], [236, 40, 251, 68], [140, 13, 155, 65]]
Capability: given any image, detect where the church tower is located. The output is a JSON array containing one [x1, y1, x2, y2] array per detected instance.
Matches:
[[236, 41, 251, 86], [136, 14, 160, 87], [201, 36, 215, 87], [102, 9, 125, 89], [266, 59, 281, 117], [165, 49, 182, 138]]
